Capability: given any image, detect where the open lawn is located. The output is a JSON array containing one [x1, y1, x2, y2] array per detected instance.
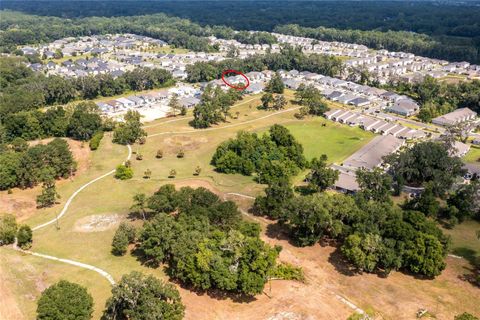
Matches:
[[463, 145, 480, 164], [282, 119, 375, 164], [443, 220, 480, 266], [2, 91, 479, 319]]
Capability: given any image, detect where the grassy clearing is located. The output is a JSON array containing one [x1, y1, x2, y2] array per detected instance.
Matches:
[[463, 146, 480, 164], [282, 119, 375, 164], [442, 220, 480, 266]]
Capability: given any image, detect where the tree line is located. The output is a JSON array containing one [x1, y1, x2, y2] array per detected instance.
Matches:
[[2, 1, 479, 63], [252, 150, 451, 277], [211, 123, 475, 278], [0, 138, 76, 191], [186, 44, 344, 83], [383, 76, 480, 122], [1, 102, 104, 143]]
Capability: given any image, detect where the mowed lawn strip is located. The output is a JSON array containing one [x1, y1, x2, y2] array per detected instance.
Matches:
[[282, 118, 376, 164], [463, 145, 480, 164]]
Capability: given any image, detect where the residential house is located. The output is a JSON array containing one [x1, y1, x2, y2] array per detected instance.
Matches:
[[342, 135, 404, 170], [348, 97, 371, 108], [432, 108, 477, 126], [387, 99, 420, 116]]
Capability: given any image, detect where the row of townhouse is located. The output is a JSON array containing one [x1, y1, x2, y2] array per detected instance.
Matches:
[[325, 109, 426, 140], [96, 83, 201, 117], [332, 135, 406, 193], [23, 34, 167, 59]]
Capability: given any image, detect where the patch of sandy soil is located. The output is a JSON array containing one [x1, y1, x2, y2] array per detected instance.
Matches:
[[0, 252, 52, 320], [73, 214, 122, 232], [172, 179, 223, 195], [179, 279, 351, 320], [0, 138, 91, 222], [162, 135, 209, 154], [0, 260, 25, 320]]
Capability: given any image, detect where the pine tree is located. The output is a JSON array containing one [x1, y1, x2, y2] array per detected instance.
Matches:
[[169, 93, 181, 116], [36, 180, 60, 208]]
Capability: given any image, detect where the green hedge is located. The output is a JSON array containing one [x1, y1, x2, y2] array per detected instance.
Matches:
[[89, 131, 104, 150]]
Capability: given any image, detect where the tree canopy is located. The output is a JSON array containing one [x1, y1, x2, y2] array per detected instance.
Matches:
[[211, 124, 306, 184], [103, 271, 185, 320], [37, 280, 93, 320]]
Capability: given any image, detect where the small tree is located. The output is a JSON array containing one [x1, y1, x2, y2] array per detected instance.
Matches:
[[103, 272, 184, 320], [131, 193, 148, 220], [261, 92, 274, 109], [143, 169, 152, 179], [111, 222, 136, 256], [137, 136, 146, 145], [169, 169, 177, 178], [115, 165, 133, 180], [36, 180, 60, 208], [266, 72, 284, 94], [156, 149, 164, 159], [177, 149, 185, 158], [124, 160, 131, 168], [273, 94, 287, 110], [37, 280, 93, 320], [17, 225, 33, 249], [180, 105, 187, 116], [169, 93, 181, 117], [0, 214, 17, 245], [308, 155, 339, 191], [136, 153, 143, 160], [194, 166, 202, 176]]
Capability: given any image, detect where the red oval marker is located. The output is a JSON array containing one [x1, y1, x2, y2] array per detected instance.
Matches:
[[221, 69, 250, 91]]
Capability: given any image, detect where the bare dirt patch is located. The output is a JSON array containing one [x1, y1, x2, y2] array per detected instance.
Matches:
[[0, 260, 25, 320], [162, 136, 209, 153], [171, 179, 224, 195], [73, 214, 122, 232]]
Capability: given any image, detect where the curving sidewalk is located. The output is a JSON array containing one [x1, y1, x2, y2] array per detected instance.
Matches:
[[33, 145, 132, 231], [17, 144, 133, 286], [13, 244, 115, 285]]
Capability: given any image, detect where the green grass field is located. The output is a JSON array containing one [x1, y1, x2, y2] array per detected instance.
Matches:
[[463, 145, 480, 164], [282, 119, 375, 164], [442, 220, 480, 266]]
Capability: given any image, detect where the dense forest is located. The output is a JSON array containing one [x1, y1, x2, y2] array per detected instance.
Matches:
[[1, 1, 479, 63], [0, 1, 480, 63]]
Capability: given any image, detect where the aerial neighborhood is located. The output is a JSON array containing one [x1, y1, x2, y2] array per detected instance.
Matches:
[[2, 5, 480, 320], [17, 30, 480, 190]]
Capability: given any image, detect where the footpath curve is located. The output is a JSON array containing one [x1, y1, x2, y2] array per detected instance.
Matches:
[[147, 106, 301, 138], [15, 144, 133, 285], [33, 145, 132, 231]]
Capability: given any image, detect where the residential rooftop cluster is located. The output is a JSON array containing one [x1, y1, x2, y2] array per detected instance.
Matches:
[[23, 31, 480, 85], [22, 33, 225, 79]]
